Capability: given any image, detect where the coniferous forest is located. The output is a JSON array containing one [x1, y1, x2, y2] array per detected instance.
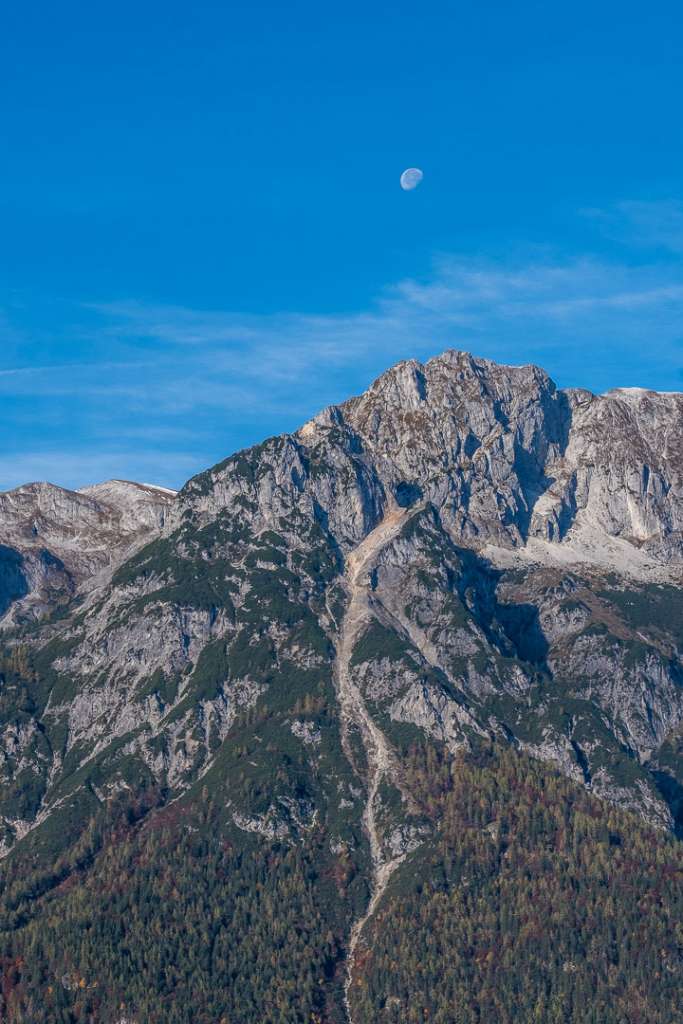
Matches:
[[353, 744, 683, 1024], [0, 742, 680, 1024]]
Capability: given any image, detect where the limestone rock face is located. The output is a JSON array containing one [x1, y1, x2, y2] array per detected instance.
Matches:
[[528, 386, 683, 560], [1, 350, 682, 861], [178, 350, 683, 573], [0, 480, 176, 625]]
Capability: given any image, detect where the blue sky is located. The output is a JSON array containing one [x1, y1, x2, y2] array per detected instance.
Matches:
[[3, 0, 683, 490]]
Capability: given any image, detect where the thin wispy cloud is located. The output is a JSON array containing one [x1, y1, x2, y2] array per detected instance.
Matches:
[[4, 218, 683, 491], [89, 254, 683, 382], [0, 360, 151, 379], [584, 199, 683, 254]]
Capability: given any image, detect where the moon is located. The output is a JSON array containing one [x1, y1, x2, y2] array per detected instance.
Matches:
[[400, 167, 423, 191]]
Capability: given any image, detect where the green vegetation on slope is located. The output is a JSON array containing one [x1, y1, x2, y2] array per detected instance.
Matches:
[[0, 740, 679, 1023], [351, 742, 683, 1024], [0, 798, 354, 1024]]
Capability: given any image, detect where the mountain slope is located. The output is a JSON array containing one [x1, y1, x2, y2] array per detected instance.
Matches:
[[0, 480, 176, 627], [0, 742, 680, 1024], [0, 350, 682, 1022], [2, 350, 682, 840]]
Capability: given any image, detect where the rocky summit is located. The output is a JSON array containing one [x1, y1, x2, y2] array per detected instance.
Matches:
[[0, 479, 176, 627], [0, 350, 682, 1024]]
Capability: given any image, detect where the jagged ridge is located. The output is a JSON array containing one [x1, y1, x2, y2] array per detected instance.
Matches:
[[0, 350, 681, 850]]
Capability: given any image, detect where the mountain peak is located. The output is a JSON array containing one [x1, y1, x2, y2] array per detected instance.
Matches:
[[0, 477, 175, 626], [0, 350, 682, 1022], [279, 349, 681, 572], [1, 347, 683, 848]]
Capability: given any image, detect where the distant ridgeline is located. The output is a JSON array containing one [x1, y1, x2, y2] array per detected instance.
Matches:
[[0, 351, 681, 1022]]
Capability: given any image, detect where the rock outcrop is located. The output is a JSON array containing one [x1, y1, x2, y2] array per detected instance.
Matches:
[[0, 479, 176, 625], [0, 350, 682, 869]]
